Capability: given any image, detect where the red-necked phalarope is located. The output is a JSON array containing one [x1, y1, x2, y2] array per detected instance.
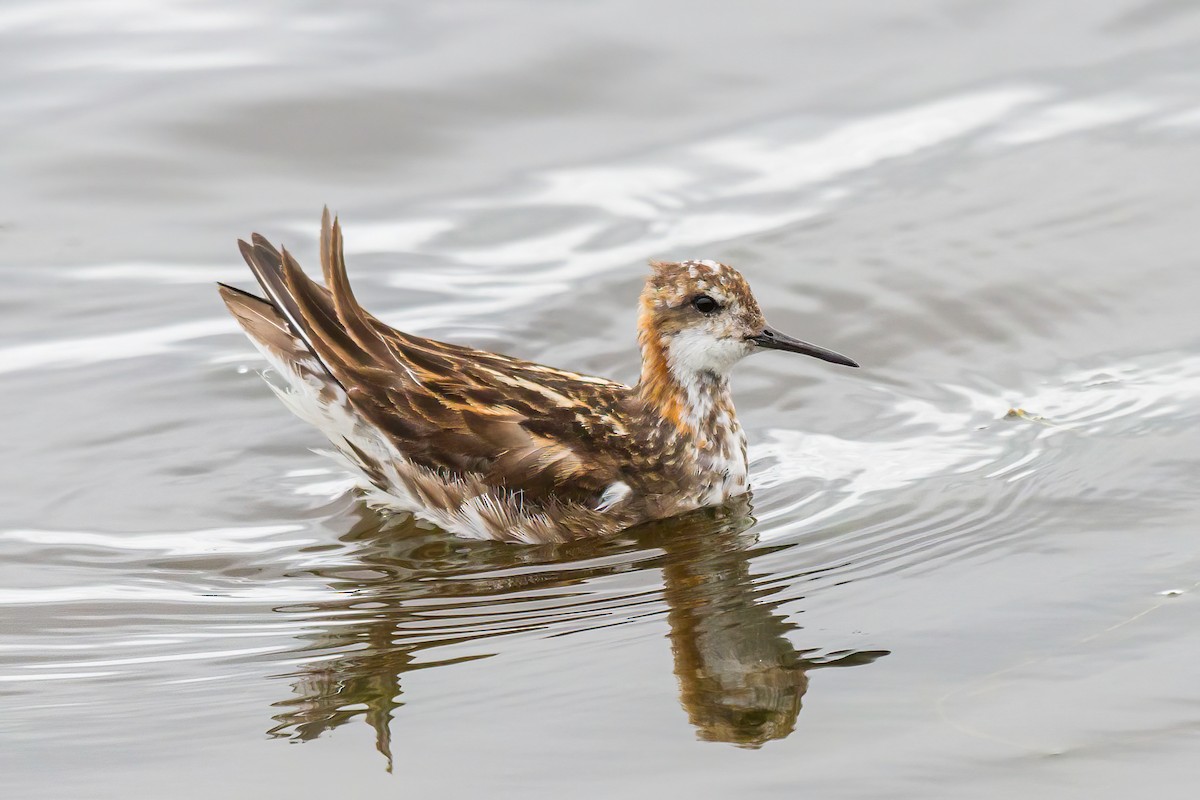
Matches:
[[219, 210, 857, 543]]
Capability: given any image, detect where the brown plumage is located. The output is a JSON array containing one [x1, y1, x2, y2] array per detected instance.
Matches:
[[219, 210, 858, 543]]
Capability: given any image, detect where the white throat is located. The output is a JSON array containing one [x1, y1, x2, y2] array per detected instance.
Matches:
[[665, 328, 752, 384]]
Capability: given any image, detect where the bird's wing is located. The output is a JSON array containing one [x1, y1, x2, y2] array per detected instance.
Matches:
[[234, 210, 633, 508]]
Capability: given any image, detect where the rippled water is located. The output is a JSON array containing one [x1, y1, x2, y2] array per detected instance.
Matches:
[[3, 1, 1200, 797]]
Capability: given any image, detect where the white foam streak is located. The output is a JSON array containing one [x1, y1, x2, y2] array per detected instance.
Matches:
[[64, 262, 251, 285], [700, 87, 1048, 194], [0, 524, 310, 556], [0, 318, 232, 376], [25, 644, 289, 670], [509, 165, 694, 217], [0, 583, 328, 606], [990, 95, 1157, 145], [0, 671, 117, 683], [329, 218, 455, 255], [0, 1, 253, 34]]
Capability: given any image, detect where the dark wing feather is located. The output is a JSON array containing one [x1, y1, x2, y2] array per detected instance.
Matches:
[[234, 211, 633, 508]]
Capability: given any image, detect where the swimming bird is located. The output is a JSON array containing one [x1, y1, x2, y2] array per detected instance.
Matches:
[[218, 210, 857, 543]]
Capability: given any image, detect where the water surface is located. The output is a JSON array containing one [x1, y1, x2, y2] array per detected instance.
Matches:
[[3, 1, 1199, 797]]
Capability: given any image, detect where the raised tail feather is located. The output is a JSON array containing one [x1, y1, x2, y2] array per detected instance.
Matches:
[[228, 209, 409, 394]]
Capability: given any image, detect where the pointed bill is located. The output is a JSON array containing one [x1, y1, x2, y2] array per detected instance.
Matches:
[[748, 325, 859, 368]]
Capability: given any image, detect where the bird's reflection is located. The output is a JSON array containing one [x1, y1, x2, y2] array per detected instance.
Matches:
[[268, 496, 887, 765]]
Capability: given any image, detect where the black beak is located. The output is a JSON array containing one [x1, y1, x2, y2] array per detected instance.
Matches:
[[748, 325, 859, 368]]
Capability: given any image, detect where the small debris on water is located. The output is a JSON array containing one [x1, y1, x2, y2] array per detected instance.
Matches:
[[1002, 407, 1066, 429]]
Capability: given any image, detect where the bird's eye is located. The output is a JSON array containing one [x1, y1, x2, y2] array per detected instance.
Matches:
[[692, 295, 720, 314]]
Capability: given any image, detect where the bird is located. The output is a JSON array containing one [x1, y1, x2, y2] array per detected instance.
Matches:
[[218, 209, 858, 544]]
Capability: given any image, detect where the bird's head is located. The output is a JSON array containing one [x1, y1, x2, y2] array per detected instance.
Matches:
[[637, 259, 858, 387]]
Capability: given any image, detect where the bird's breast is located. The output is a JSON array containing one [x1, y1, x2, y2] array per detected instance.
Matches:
[[692, 420, 749, 507]]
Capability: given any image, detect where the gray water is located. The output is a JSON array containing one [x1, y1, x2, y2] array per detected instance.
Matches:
[[3, 1, 1199, 797]]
